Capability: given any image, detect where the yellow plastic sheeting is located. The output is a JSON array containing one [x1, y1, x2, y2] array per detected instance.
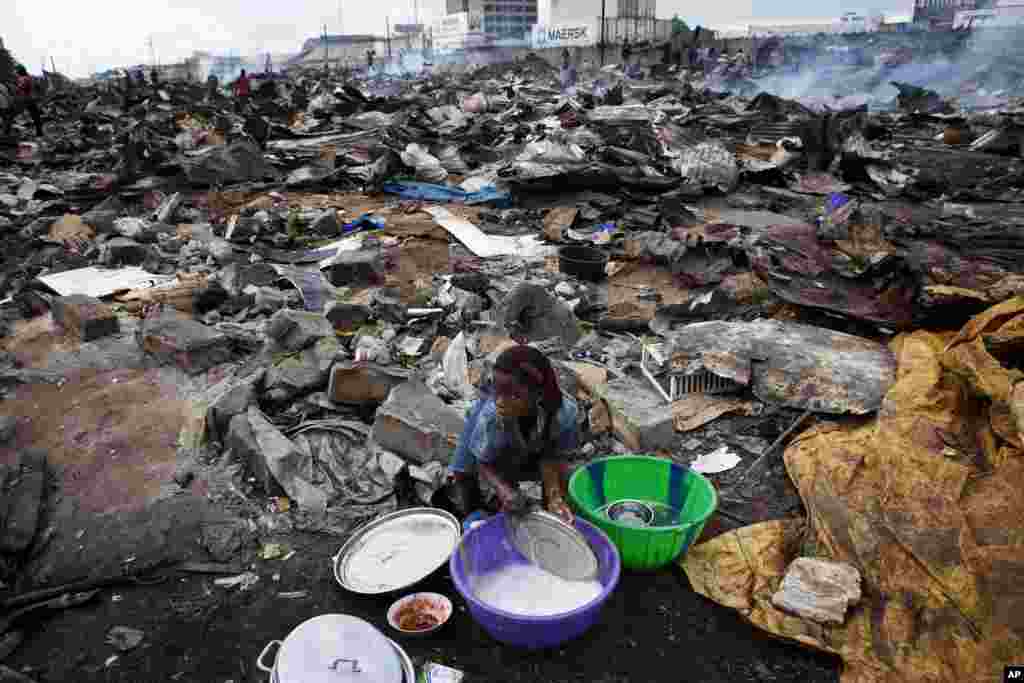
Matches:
[[683, 300, 1024, 683]]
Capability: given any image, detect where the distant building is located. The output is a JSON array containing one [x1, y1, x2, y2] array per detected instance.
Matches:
[[446, 0, 538, 39], [286, 35, 388, 70], [912, 0, 980, 29]]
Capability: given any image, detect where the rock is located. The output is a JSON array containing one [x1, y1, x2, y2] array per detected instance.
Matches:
[[310, 209, 340, 236], [251, 287, 288, 315], [264, 336, 341, 402], [325, 303, 373, 334], [371, 380, 464, 466], [200, 520, 248, 563], [82, 196, 123, 233], [0, 664, 40, 683], [328, 362, 411, 404], [105, 626, 144, 652], [134, 222, 178, 245], [265, 309, 334, 352], [16, 178, 37, 201], [323, 250, 386, 287], [184, 140, 277, 185], [206, 369, 264, 443], [247, 407, 328, 512], [153, 192, 183, 224], [0, 449, 46, 554], [450, 272, 490, 294], [101, 237, 150, 266], [220, 263, 279, 295], [455, 291, 486, 322], [598, 375, 678, 451], [660, 319, 897, 415], [137, 309, 232, 375], [51, 294, 120, 342], [113, 217, 148, 240], [554, 282, 575, 298], [771, 558, 862, 625], [0, 415, 16, 443], [497, 282, 581, 346], [225, 215, 262, 243], [208, 238, 237, 264], [226, 412, 275, 493], [543, 206, 577, 241]]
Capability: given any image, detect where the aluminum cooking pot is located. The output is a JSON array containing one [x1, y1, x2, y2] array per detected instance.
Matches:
[[256, 614, 414, 683]]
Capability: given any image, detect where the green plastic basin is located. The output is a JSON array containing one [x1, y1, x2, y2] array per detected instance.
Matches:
[[568, 455, 718, 571]]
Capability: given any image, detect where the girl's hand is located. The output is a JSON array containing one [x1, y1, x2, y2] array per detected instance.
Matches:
[[547, 496, 574, 525]]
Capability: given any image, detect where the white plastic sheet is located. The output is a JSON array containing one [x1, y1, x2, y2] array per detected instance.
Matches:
[[37, 266, 176, 299], [424, 207, 553, 260]]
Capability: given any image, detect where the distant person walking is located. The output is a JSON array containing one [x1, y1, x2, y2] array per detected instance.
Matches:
[[366, 50, 376, 76], [560, 47, 577, 90], [3, 66, 44, 137], [621, 38, 632, 66], [233, 69, 251, 114], [206, 73, 220, 102]]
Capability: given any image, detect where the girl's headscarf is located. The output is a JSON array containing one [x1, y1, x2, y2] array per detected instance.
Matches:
[[493, 344, 563, 417]]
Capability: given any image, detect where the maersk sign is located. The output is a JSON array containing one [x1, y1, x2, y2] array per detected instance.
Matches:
[[531, 21, 597, 48]]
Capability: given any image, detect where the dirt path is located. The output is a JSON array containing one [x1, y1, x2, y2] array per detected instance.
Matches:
[[4, 534, 840, 683]]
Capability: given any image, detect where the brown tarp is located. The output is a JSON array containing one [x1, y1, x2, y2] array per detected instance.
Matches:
[[683, 297, 1024, 683]]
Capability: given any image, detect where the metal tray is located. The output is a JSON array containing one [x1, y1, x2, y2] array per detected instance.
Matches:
[[333, 507, 461, 595]]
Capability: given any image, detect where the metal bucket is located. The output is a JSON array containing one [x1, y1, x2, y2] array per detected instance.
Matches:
[[601, 500, 656, 527]]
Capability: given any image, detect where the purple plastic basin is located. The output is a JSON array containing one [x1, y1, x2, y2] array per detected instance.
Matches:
[[449, 513, 621, 649]]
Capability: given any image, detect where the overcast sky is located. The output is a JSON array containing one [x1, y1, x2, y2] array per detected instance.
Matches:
[[4, 0, 912, 78]]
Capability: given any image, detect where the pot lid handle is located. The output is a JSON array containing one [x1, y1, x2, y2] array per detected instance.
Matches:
[[329, 658, 362, 674], [256, 640, 282, 674]]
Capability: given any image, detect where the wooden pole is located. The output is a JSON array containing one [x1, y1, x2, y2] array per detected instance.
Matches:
[[600, 0, 606, 66]]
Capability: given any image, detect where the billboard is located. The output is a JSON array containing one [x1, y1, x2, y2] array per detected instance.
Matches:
[[531, 21, 597, 48]]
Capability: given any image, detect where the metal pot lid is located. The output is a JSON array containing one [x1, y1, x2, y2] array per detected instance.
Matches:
[[335, 508, 461, 594], [276, 614, 402, 683], [507, 511, 599, 582]]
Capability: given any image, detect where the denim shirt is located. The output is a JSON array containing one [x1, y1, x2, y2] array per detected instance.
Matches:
[[449, 392, 579, 479]]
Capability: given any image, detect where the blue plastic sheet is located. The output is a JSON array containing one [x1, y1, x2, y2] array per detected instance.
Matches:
[[343, 212, 385, 234], [381, 181, 511, 207]]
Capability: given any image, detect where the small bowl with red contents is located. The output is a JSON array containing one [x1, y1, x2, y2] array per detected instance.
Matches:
[[386, 592, 453, 637]]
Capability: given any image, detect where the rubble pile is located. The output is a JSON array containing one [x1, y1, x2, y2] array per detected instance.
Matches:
[[0, 41, 1022, 682]]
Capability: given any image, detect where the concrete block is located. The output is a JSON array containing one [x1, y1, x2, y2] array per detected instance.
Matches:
[[598, 374, 677, 451], [328, 362, 410, 404], [311, 209, 340, 236], [265, 309, 334, 352], [0, 449, 46, 554], [371, 380, 465, 466], [207, 369, 264, 443], [137, 309, 232, 375], [226, 412, 275, 493], [52, 294, 120, 342], [325, 303, 374, 334], [264, 337, 341, 403], [0, 415, 16, 443], [323, 250, 386, 287], [225, 215, 263, 243], [101, 237, 150, 266]]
